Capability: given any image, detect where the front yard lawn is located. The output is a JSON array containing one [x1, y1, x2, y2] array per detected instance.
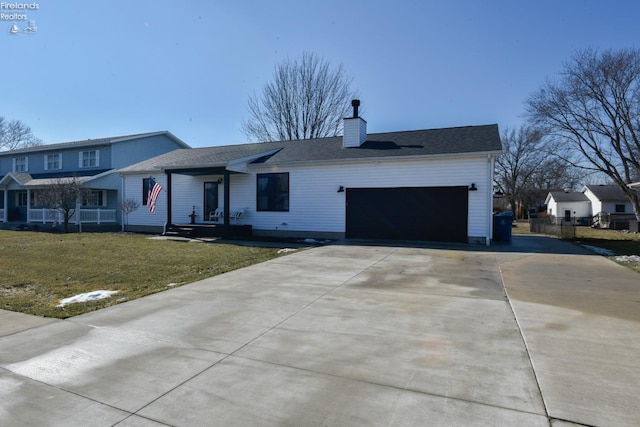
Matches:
[[0, 231, 287, 318]]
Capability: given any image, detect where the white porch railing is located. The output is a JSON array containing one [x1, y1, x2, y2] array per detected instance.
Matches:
[[79, 209, 117, 223], [0, 208, 4, 221], [29, 208, 117, 224]]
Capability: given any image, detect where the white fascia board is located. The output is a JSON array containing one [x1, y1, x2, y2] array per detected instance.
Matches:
[[78, 169, 116, 183], [226, 148, 283, 173], [249, 149, 503, 169], [628, 181, 640, 190]]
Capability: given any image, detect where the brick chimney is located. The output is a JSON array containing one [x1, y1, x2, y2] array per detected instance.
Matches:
[[343, 99, 367, 148]]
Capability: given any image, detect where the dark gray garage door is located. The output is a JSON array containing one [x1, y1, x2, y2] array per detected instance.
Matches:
[[346, 186, 468, 242]]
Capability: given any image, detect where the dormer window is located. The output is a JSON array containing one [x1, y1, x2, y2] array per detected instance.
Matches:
[[45, 153, 62, 170], [80, 150, 99, 168], [13, 156, 28, 172]]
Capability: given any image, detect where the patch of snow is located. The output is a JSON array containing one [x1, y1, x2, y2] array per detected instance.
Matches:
[[57, 290, 118, 307], [167, 282, 178, 287], [616, 255, 640, 263], [277, 248, 298, 254], [581, 245, 615, 256]]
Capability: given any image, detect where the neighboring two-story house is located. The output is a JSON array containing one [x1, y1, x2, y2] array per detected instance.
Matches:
[[0, 131, 189, 229]]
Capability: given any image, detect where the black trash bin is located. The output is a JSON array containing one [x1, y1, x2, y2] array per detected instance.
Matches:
[[493, 212, 514, 242]]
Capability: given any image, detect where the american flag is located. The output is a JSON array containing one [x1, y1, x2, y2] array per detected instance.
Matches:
[[147, 178, 163, 213]]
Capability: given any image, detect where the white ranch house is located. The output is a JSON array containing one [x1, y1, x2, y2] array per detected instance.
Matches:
[[545, 184, 638, 228], [119, 105, 502, 245]]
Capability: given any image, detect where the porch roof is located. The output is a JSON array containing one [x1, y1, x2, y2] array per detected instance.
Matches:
[[0, 170, 114, 188]]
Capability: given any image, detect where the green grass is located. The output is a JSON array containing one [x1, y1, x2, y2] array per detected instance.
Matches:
[[572, 227, 640, 274], [0, 231, 288, 318]]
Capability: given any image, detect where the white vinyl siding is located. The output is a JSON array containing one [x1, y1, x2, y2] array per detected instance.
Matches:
[[124, 174, 168, 227], [245, 156, 491, 238], [123, 154, 495, 242], [583, 187, 632, 215], [219, 156, 491, 239]]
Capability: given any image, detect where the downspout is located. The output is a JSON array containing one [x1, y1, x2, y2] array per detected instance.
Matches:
[[3, 188, 8, 222], [26, 189, 31, 223], [223, 170, 230, 237], [120, 174, 125, 232], [487, 154, 494, 246], [165, 172, 172, 234]]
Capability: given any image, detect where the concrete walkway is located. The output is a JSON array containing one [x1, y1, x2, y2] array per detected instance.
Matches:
[[0, 236, 638, 426]]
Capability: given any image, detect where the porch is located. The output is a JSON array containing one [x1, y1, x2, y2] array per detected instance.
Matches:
[[28, 208, 118, 225]]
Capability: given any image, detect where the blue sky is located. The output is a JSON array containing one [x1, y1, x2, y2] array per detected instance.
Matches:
[[2, 0, 639, 147]]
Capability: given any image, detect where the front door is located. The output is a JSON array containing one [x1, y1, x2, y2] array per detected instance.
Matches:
[[204, 182, 218, 221]]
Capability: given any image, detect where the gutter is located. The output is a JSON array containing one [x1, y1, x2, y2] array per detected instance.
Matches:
[[247, 149, 504, 169]]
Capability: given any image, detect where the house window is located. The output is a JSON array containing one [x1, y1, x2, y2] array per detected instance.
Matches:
[[257, 173, 289, 212], [16, 191, 28, 207], [80, 150, 99, 168], [142, 178, 150, 205], [82, 190, 106, 207], [45, 153, 62, 170], [13, 157, 28, 172], [615, 204, 625, 213]]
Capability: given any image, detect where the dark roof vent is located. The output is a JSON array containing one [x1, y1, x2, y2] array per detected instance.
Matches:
[[351, 99, 360, 118]]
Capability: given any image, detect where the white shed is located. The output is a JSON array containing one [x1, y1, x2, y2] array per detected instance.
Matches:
[[545, 191, 592, 222]]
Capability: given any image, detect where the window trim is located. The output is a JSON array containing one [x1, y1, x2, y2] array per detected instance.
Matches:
[[13, 156, 28, 172], [44, 153, 62, 170], [256, 172, 289, 212], [142, 178, 150, 206], [79, 150, 100, 168], [81, 190, 107, 207]]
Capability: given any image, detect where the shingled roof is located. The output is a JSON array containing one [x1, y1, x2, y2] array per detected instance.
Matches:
[[118, 124, 501, 173], [548, 191, 590, 202], [584, 184, 629, 201], [0, 131, 190, 155]]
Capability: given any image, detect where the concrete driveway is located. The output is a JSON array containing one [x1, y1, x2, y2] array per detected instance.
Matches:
[[1, 236, 638, 426]]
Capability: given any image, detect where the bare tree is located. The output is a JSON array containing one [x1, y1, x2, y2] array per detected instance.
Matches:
[[120, 198, 140, 232], [527, 47, 640, 220], [36, 177, 88, 232], [494, 126, 578, 217], [242, 52, 358, 142], [0, 117, 42, 150]]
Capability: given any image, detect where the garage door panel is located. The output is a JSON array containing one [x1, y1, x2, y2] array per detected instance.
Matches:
[[346, 187, 468, 242]]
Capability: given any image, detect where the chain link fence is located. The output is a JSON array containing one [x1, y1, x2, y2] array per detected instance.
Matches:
[[529, 217, 576, 239]]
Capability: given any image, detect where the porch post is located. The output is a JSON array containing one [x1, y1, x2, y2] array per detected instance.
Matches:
[[3, 190, 7, 222], [166, 172, 172, 225], [223, 170, 230, 234], [26, 189, 31, 222]]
